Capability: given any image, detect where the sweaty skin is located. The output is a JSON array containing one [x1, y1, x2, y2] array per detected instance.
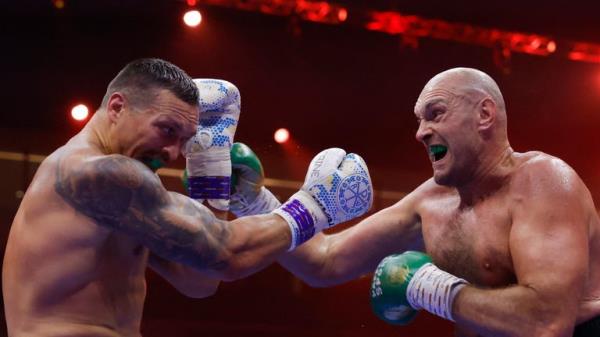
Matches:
[[279, 68, 600, 337], [3, 88, 291, 337]]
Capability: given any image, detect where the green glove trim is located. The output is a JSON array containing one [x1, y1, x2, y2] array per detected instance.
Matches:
[[181, 169, 190, 193], [231, 142, 264, 194], [231, 142, 263, 174], [370, 251, 432, 325]]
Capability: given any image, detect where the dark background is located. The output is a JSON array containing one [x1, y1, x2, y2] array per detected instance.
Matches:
[[1, 0, 599, 336]]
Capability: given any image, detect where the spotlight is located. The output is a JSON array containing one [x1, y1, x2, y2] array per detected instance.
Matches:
[[183, 10, 202, 27], [71, 104, 89, 121], [274, 128, 290, 144], [547, 41, 557, 53], [338, 8, 348, 22], [52, 0, 65, 9]]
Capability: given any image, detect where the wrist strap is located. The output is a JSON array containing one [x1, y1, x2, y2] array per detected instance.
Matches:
[[188, 176, 230, 200], [185, 147, 232, 200], [272, 191, 324, 251], [406, 263, 468, 322], [185, 147, 231, 176]]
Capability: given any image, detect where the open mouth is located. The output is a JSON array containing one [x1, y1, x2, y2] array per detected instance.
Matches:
[[429, 145, 448, 162]]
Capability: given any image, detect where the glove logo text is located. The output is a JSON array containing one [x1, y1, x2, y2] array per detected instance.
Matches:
[[338, 174, 371, 217]]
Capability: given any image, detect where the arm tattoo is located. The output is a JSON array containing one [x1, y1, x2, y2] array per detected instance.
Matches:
[[55, 154, 231, 270]]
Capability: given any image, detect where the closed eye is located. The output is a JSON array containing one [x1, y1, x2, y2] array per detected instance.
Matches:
[[427, 108, 445, 121], [161, 126, 176, 138]]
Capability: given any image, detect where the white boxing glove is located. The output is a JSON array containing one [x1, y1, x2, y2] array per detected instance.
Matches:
[[272, 148, 373, 250], [182, 79, 240, 211]]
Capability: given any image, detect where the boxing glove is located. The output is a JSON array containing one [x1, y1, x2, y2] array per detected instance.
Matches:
[[230, 142, 281, 217], [371, 251, 468, 325], [272, 148, 373, 250], [182, 79, 240, 211]]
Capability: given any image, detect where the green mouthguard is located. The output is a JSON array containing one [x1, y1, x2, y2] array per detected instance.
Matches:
[[145, 158, 164, 171], [430, 145, 447, 155]]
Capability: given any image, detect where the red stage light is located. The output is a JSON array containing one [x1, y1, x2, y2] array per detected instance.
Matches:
[[337, 8, 348, 22], [52, 0, 65, 9], [183, 10, 202, 27], [274, 128, 290, 144], [186, 0, 197, 6], [71, 104, 89, 121]]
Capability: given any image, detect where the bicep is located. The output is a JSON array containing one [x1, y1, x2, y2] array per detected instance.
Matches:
[[510, 170, 589, 307], [134, 191, 233, 269], [55, 154, 232, 269]]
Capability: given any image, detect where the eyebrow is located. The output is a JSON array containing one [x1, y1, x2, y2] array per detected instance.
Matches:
[[415, 98, 444, 116], [424, 99, 445, 110], [156, 117, 196, 138], [157, 117, 183, 129]]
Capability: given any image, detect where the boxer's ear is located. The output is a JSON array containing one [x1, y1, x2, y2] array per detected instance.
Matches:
[[106, 92, 126, 123], [478, 97, 496, 132]]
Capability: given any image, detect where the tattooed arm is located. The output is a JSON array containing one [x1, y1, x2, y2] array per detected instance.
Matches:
[[55, 154, 290, 281], [147, 204, 229, 297]]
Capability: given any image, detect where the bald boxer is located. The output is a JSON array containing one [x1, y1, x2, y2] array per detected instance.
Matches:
[[2, 58, 373, 337], [231, 68, 600, 337]]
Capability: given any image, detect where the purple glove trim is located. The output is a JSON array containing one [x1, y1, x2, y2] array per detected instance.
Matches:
[[188, 176, 231, 200], [279, 199, 315, 246]]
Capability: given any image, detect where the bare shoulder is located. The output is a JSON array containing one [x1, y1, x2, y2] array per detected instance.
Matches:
[[55, 147, 160, 195], [511, 151, 588, 197], [24, 143, 112, 198], [509, 152, 595, 215], [55, 145, 152, 180], [54, 148, 165, 228], [404, 177, 454, 209]]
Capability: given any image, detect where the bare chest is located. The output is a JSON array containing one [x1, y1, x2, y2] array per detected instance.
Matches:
[[7, 192, 150, 330], [101, 231, 148, 271], [421, 196, 516, 287]]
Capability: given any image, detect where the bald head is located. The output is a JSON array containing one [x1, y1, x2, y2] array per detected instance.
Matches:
[[415, 67, 508, 138], [421, 67, 506, 113], [413, 68, 511, 185]]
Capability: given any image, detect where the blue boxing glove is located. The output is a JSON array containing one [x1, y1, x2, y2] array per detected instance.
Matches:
[[182, 79, 240, 211], [272, 148, 373, 250]]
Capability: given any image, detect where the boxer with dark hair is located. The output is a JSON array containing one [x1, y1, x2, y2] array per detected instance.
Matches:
[[2, 58, 373, 337]]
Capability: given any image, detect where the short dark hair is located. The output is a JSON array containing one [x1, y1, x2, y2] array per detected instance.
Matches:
[[101, 58, 198, 108]]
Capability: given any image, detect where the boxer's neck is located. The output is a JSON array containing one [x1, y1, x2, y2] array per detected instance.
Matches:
[[81, 110, 115, 155], [456, 144, 514, 207]]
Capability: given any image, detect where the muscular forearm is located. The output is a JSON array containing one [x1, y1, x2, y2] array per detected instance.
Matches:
[[213, 213, 292, 281], [277, 233, 340, 287], [149, 213, 291, 289], [453, 285, 577, 337], [279, 215, 424, 287]]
